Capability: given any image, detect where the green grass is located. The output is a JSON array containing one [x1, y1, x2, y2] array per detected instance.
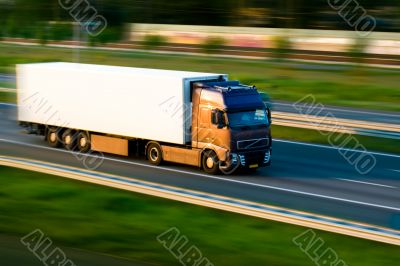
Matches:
[[0, 91, 16, 103], [0, 166, 399, 265], [272, 125, 400, 154], [0, 43, 399, 111], [0, 81, 15, 89]]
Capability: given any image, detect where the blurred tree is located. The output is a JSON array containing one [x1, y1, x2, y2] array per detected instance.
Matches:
[[0, 0, 398, 37]]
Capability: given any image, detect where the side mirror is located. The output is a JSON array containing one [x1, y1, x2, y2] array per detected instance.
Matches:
[[267, 108, 272, 124], [260, 92, 273, 109]]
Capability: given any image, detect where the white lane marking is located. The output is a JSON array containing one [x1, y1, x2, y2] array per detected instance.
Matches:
[[274, 139, 400, 158], [4, 157, 400, 246], [337, 178, 397, 189], [1, 138, 400, 212]]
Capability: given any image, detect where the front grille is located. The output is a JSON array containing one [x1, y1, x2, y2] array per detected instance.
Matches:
[[241, 151, 265, 165], [237, 138, 269, 150]]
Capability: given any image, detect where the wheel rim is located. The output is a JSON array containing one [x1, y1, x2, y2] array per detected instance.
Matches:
[[150, 147, 159, 162], [80, 137, 87, 147], [49, 132, 57, 143], [65, 135, 71, 145], [206, 157, 215, 168]]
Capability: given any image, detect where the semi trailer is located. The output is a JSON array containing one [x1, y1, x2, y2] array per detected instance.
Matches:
[[17, 62, 272, 174]]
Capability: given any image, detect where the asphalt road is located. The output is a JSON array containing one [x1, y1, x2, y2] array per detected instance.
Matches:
[[273, 100, 400, 125], [0, 104, 399, 230], [0, 74, 15, 83]]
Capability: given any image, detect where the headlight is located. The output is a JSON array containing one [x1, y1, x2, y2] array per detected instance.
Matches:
[[239, 155, 246, 166], [263, 151, 271, 163]]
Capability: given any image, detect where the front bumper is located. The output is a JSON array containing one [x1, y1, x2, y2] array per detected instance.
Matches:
[[220, 148, 272, 172], [236, 149, 272, 168]]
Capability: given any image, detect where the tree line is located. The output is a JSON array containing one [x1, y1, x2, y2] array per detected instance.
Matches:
[[0, 0, 398, 41]]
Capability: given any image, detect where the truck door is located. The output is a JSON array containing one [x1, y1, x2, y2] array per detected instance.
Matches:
[[197, 107, 215, 146]]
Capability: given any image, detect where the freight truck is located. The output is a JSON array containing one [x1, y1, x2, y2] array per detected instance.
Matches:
[[17, 63, 272, 174]]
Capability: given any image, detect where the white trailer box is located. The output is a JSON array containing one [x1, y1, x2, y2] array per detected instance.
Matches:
[[17, 63, 227, 145]]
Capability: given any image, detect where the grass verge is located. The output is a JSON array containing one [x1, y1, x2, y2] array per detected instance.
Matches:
[[0, 81, 15, 89], [0, 91, 16, 103], [0, 166, 399, 265], [0, 43, 399, 112]]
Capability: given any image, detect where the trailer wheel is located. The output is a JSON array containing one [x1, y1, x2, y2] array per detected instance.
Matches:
[[202, 150, 220, 175], [62, 129, 77, 151], [47, 127, 61, 148], [77, 131, 91, 153], [147, 143, 163, 166]]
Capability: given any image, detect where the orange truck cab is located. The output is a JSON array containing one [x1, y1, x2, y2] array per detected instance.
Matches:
[[191, 80, 272, 174]]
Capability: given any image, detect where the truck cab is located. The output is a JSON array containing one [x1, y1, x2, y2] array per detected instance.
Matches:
[[192, 81, 272, 174]]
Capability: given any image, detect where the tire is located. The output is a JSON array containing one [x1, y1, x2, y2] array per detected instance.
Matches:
[[202, 150, 220, 175], [62, 129, 77, 151], [147, 143, 163, 166], [46, 127, 61, 148], [77, 131, 91, 153]]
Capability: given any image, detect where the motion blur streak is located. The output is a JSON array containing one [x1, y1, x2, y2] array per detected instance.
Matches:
[[1, 156, 399, 246], [1, 102, 400, 230]]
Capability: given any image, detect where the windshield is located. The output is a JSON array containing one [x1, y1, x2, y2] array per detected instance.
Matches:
[[227, 109, 269, 127]]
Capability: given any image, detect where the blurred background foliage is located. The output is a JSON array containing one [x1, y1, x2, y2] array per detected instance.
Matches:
[[142, 34, 168, 49], [0, 0, 399, 42], [201, 36, 227, 54]]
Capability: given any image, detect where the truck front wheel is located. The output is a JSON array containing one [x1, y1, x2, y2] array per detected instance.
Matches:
[[147, 143, 163, 166], [202, 150, 220, 175]]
